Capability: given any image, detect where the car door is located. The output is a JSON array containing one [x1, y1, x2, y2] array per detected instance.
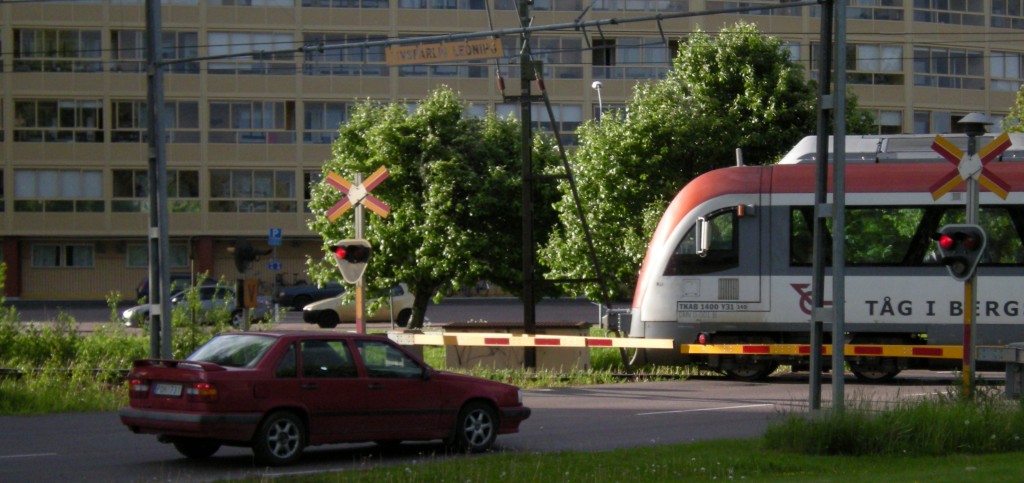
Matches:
[[297, 339, 370, 442], [352, 339, 443, 437]]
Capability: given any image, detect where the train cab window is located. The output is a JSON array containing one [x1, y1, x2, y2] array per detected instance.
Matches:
[[664, 208, 739, 275]]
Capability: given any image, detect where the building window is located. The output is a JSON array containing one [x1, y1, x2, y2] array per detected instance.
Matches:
[[32, 244, 94, 268], [112, 100, 200, 143], [301, 0, 388, 7], [913, 111, 974, 134], [304, 102, 349, 144], [304, 170, 323, 213], [591, 37, 668, 80], [498, 103, 581, 146], [14, 169, 103, 212], [398, 0, 486, 9], [587, 0, 684, 12], [874, 110, 902, 134], [913, 0, 984, 26], [812, 43, 903, 85], [111, 30, 199, 74], [126, 243, 190, 268], [14, 99, 103, 143], [706, 0, 801, 16], [208, 101, 296, 144], [210, 169, 297, 213], [302, 34, 387, 77], [208, 32, 296, 75], [991, 51, 1024, 92], [111, 169, 200, 212], [847, 0, 903, 20], [992, 1, 1024, 29], [13, 29, 102, 73], [913, 47, 984, 90]]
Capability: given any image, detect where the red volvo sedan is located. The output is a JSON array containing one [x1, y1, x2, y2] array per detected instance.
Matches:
[[119, 332, 530, 465]]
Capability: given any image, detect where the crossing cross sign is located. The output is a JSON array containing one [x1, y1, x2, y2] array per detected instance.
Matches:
[[325, 165, 391, 221], [930, 133, 1013, 200]]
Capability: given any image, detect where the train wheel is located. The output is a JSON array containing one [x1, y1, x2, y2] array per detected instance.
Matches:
[[724, 362, 778, 382], [851, 367, 900, 382]]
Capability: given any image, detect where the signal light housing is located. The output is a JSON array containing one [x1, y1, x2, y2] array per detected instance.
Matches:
[[931, 224, 986, 282], [329, 239, 372, 283]]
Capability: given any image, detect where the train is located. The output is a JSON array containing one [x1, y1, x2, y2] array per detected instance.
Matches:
[[626, 133, 1024, 381]]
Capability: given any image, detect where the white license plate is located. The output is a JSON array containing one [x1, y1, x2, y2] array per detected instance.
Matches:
[[153, 383, 183, 397]]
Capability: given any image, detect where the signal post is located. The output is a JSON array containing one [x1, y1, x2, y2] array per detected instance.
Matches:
[[930, 115, 1013, 397]]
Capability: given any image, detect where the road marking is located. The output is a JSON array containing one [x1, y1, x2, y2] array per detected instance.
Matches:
[[637, 403, 772, 416], [0, 452, 58, 459]]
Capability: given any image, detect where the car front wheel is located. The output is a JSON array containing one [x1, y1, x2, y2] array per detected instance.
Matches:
[[316, 311, 339, 329], [252, 411, 305, 466], [449, 402, 497, 453]]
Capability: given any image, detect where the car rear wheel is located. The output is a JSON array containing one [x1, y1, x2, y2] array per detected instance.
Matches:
[[449, 402, 497, 453], [395, 309, 412, 328], [172, 438, 221, 459], [252, 411, 305, 466], [316, 311, 340, 329]]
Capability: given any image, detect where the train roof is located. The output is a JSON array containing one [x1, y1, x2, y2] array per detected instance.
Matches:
[[778, 133, 1024, 165]]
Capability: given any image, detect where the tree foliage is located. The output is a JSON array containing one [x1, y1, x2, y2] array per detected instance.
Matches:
[[540, 22, 873, 301], [1004, 85, 1024, 132], [307, 87, 556, 328]]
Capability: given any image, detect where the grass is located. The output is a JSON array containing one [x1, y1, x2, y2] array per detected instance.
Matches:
[[253, 439, 1024, 482]]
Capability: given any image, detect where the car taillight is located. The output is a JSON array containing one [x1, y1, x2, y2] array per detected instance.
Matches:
[[129, 378, 150, 398], [186, 382, 218, 403]]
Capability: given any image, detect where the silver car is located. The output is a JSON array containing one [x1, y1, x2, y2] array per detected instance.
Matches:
[[123, 285, 271, 327]]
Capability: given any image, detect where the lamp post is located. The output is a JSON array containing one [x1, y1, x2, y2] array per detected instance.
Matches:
[[591, 81, 603, 121]]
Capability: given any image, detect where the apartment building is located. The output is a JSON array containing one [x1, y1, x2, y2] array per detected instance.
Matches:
[[0, 0, 1022, 299]]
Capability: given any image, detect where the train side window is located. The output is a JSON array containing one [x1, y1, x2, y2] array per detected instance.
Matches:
[[664, 209, 738, 275]]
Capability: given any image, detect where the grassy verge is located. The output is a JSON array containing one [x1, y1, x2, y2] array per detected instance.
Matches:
[[266, 439, 1024, 483]]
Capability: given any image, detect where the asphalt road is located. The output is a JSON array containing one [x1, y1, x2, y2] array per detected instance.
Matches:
[[0, 372, 964, 482]]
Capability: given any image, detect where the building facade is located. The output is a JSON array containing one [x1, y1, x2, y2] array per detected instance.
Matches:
[[1, 0, 1022, 299]]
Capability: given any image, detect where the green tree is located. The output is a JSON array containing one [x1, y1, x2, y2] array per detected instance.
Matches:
[[541, 22, 872, 301], [1003, 85, 1024, 132], [307, 87, 556, 328]]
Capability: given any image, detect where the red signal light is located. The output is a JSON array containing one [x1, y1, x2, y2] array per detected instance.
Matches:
[[938, 234, 955, 250], [962, 235, 977, 251], [334, 246, 347, 259]]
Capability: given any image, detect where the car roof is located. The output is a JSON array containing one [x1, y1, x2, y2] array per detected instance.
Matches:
[[227, 331, 390, 341]]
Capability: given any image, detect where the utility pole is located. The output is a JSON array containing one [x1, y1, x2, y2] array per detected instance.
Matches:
[[518, 0, 537, 369], [145, 0, 172, 359]]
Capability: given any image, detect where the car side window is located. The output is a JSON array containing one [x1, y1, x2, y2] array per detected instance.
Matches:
[[275, 344, 296, 378], [301, 340, 357, 378], [355, 340, 423, 379]]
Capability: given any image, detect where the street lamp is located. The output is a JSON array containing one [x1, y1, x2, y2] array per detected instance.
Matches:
[[591, 81, 603, 121]]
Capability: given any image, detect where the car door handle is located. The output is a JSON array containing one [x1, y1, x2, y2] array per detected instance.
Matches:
[[301, 383, 319, 390], [367, 383, 384, 390]]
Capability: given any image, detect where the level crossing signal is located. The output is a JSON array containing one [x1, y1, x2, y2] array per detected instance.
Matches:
[[932, 224, 987, 281], [330, 239, 372, 283]]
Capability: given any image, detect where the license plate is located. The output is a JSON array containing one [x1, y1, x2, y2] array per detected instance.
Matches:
[[153, 383, 183, 397]]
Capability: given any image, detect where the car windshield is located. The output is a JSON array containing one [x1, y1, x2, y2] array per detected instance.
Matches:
[[187, 334, 276, 368]]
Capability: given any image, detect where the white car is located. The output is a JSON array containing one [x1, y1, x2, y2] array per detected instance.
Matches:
[[123, 285, 271, 327], [302, 284, 414, 328]]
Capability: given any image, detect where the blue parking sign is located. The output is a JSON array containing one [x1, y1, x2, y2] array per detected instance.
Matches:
[[268, 227, 283, 246]]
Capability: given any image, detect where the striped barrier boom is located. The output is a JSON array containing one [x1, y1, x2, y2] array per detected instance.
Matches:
[[389, 332, 674, 350], [679, 343, 964, 360]]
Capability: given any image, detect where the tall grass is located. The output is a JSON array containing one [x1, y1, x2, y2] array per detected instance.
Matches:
[[765, 389, 1024, 456]]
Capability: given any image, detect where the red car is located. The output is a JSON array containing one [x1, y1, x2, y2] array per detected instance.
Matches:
[[119, 332, 530, 466]]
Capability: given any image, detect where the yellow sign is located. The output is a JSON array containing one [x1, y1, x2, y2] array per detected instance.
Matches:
[[386, 38, 503, 66]]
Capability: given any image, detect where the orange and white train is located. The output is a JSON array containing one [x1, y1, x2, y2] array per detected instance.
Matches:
[[627, 133, 1024, 381]]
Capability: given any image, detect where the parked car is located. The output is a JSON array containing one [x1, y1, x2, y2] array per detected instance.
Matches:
[[122, 285, 271, 328], [302, 283, 414, 328], [118, 331, 530, 465], [135, 272, 199, 304], [273, 282, 345, 310]]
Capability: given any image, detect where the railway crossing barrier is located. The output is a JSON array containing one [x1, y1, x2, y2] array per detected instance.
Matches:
[[977, 343, 1024, 399]]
